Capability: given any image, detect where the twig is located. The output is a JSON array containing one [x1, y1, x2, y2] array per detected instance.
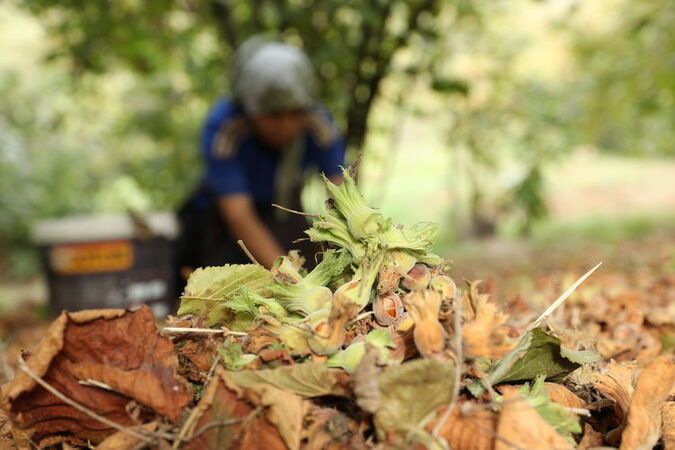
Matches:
[[79, 379, 114, 391], [566, 406, 591, 416], [348, 311, 374, 326], [190, 418, 246, 439], [432, 295, 463, 438], [237, 240, 261, 266], [17, 356, 154, 443], [272, 203, 320, 218], [162, 327, 247, 336], [526, 262, 602, 332]]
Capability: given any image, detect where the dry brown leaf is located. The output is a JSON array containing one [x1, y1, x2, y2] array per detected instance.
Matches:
[[427, 403, 496, 450], [1, 306, 192, 446], [184, 368, 287, 450], [577, 422, 604, 450], [301, 406, 365, 450], [495, 390, 573, 450], [663, 401, 675, 450], [243, 383, 308, 450], [593, 360, 638, 424], [544, 382, 587, 409], [176, 336, 222, 383], [95, 421, 159, 450], [461, 289, 514, 359], [620, 355, 675, 450]]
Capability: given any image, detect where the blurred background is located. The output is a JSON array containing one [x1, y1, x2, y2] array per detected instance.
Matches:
[[1, 0, 674, 312]]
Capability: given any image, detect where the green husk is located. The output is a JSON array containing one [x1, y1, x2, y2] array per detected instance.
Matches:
[[322, 170, 390, 239], [305, 209, 367, 260], [334, 251, 386, 310], [269, 250, 350, 316]]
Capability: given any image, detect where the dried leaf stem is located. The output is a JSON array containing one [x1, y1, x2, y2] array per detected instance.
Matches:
[[272, 203, 320, 218], [526, 262, 602, 332], [162, 327, 247, 336], [237, 240, 261, 266]]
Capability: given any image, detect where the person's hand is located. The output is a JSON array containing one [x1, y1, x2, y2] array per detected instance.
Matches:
[[217, 194, 285, 268]]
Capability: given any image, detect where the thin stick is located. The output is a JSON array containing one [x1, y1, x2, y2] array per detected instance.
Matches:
[[17, 356, 153, 443], [162, 327, 247, 336], [237, 240, 261, 266], [432, 295, 463, 438], [526, 262, 602, 332], [79, 379, 114, 391], [348, 311, 374, 326], [272, 203, 320, 218]]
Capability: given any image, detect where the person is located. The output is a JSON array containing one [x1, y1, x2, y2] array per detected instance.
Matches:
[[176, 37, 346, 281]]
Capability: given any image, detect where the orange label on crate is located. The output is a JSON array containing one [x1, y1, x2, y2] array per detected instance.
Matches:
[[50, 241, 134, 275]]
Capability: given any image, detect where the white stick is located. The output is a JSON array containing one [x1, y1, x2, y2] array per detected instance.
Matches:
[[162, 327, 247, 336], [526, 262, 602, 332]]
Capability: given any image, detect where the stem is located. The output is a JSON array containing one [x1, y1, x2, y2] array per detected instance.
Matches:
[[162, 327, 247, 336], [237, 240, 261, 266], [526, 262, 602, 332]]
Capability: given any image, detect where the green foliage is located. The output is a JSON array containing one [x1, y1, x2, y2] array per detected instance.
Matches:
[[177, 264, 273, 328], [517, 375, 582, 441], [468, 328, 597, 396], [568, 0, 675, 156]]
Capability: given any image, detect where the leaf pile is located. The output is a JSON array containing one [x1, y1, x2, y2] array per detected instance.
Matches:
[[1, 171, 674, 449]]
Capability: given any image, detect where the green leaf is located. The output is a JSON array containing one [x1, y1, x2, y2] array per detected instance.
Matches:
[[560, 346, 602, 364], [177, 264, 273, 328], [219, 342, 258, 371], [517, 375, 582, 441], [498, 328, 581, 383], [468, 328, 584, 396], [227, 361, 349, 397], [374, 359, 455, 440]]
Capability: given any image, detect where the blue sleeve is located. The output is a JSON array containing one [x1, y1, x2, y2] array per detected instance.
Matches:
[[306, 107, 346, 177], [201, 100, 250, 196], [316, 136, 346, 177]]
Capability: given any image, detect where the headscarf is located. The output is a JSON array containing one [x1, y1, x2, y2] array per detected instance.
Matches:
[[230, 37, 317, 115]]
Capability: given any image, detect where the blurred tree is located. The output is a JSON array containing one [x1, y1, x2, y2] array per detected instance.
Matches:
[[568, 0, 674, 156], [20, 0, 449, 150]]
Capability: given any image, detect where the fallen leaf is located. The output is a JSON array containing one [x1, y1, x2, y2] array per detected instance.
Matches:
[[95, 421, 159, 450], [544, 382, 587, 409], [577, 423, 604, 450], [495, 390, 573, 450], [593, 360, 638, 425], [183, 368, 287, 450], [468, 327, 586, 397], [426, 402, 496, 450], [374, 359, 455, 442], [301, 405, 365, 450], [620, 355, 675, 450], [176, 336, 222, 383], [232, 380, 308, 450], [227, 362, 350, 397], [1, 306, 192, 445]]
